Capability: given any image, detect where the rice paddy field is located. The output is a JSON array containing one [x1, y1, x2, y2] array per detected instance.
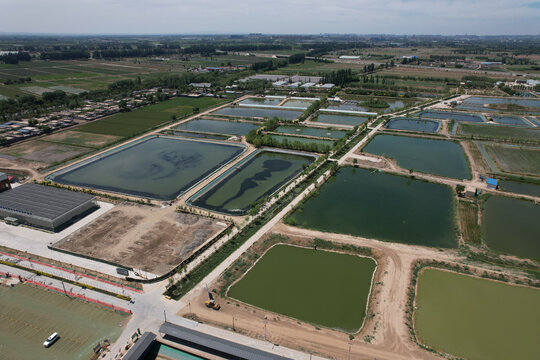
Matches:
[[415, 269, 540, 360], [363, 134, 470, 179], [0, 283, 128, 360], [190, 150, 314, 215], [313, 113, 368, 126], [482, 196, 540, 260], [286, 167, 457, 248], [484, 144, 540, 176], [228, 244, 376, 332], [77, 97, 228, 138], [385, 118, 440, 133], [457, 123, 540, 143], [50, 136, 245, 200]]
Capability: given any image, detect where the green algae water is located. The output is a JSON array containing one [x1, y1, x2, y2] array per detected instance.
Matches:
[[191, 151, 313, 215], [482, 196, 540, 260], [363, 134, 470, 179], [229, 244, 376, 332], [51, 136, 244, 200], [287, 167, 457, 248], [415, 269, 540, 360]]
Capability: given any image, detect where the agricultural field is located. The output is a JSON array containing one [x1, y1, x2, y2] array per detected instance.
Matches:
[[458, 200, 481, 245], [457, 123, 540, 143], [77, 96, 228, 138], [53, 205, 227, 275], [484, 144, 540, 177], [415, 269, 540, 360], [228, 244, 376, 332], [0, 283, 128, 360], [482, 196, 540, 260], [286, 167, 457, 248]]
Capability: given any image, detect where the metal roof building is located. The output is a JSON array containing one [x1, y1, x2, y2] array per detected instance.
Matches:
[[159, 322, 291, 360], [122, 332, 156, 360], [0, 183, 98, 232]]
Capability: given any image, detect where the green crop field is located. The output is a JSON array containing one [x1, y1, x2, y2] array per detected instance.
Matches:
[[485, 144, 540, 176], [76, 97, 228, 137], [228, 244, 376, 332], [457, 123, 540, 143], [415, 269, 540, 360], [0, 283, 129, 360]]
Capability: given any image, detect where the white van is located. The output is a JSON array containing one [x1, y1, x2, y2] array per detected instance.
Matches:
[[43, 332, 59, 347]]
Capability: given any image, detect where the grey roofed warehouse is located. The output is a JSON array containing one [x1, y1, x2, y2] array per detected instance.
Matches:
[[0, 183, 98, 232]]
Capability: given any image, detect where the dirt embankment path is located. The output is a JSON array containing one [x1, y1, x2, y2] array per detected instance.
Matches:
[[179, 222, 463, 360]]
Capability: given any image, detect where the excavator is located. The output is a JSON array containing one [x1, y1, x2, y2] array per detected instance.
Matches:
[[204, 284, 221, 310]]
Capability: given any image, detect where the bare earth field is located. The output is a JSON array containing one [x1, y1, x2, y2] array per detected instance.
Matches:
[[0, 139, 91, 164], [44, 130, 120, 148], [53, 204, 228, 275]]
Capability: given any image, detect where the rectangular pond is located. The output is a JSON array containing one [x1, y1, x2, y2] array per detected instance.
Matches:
[[190, 150, 314, 215], [175, 118, 260, 136], [274, 126, 348, 139], [456, 96, 540, 114], [264, 134, 334, 148], [419, 110, 485, 123], [229, 244, 376, 332], [314, 114, 368, 126], [281, 99, 315, 109], [363, 134, 470, 179], [327, 101, 368, 112], [415, 269, 540, 360], [49, 136, 245, 200], [238, 97, 282, 106], [498, 179, 540, 197], [212, 107, 301, 121], [489, 115, 531, 127], [385, 118, 440, 133], [286, 167, 457, 248], [482, 196, 540, 260], [170, 131, 229, 140]]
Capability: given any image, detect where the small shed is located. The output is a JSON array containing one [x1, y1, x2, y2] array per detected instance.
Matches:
[[486, 178, 498, 189]]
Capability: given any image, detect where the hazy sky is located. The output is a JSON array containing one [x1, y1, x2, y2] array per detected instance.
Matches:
[[1, 0, 540, 35]]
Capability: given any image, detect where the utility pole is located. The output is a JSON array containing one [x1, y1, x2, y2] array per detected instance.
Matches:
[[264, 319, 267, 341], [232, 316, 235, 331], [348, 341, 352, 360], [163, 310, 167, 323], [188, 302, 192, 315]]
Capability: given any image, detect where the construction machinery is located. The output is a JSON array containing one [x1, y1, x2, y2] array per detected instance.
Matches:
[[204, 284, 220, 310]]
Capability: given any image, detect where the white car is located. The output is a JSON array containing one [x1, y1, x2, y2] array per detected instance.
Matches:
[[43, 332, 59, 347]]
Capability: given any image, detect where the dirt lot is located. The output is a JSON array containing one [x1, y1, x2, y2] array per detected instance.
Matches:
[[1, 139, 90, 164], [44, 130, 120, 148], [179, 223, 457, 360], [53, 204, 228, 276]]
